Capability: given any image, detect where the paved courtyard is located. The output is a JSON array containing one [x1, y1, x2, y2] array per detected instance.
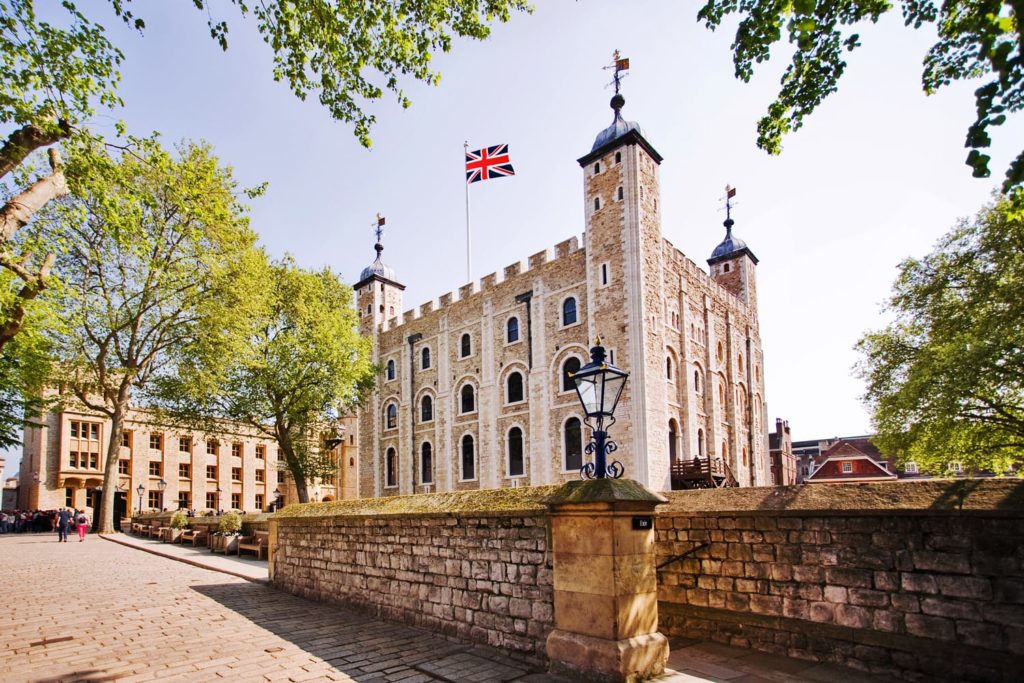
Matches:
[[0, 534, 891, 682]]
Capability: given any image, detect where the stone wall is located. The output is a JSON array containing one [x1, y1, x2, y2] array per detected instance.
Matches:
[[655, 480, 1024, 682], [269, 489, 556, 664]]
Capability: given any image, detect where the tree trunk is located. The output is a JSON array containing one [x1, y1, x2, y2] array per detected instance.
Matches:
[[97, 398, 128, 534], [0, 148, 68, 245], [0, 120, 70, 181], [275, 423, 309, 504]]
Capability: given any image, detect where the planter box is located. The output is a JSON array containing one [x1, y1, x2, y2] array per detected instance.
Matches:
[[211, 534, 239, 554], [163, 528, 184, 543]]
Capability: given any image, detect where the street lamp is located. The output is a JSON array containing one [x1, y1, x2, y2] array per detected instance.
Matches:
[[272, 487, 281, 512], [157, 479, 167, 511], [570, 336, 629, 479], [215, 486, 222, 513], [136, 484, 145, 513]]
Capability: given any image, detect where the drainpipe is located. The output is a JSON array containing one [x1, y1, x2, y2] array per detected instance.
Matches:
[[408, 332, 423, 491]]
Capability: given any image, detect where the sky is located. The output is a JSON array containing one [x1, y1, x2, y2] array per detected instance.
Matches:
[[4, 1, 1022, 480]]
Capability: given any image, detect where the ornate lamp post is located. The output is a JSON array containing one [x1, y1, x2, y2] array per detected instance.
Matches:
[[215, 486, 223, 513], [570, 337, 629, 479], [272, 487, 281, 512], [136, 484, 145, 514], [157, 478, 167, 510]]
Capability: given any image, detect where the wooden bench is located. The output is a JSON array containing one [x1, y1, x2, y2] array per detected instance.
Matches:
[[236, 531, 269, 560], [180, 527, 208, 546]]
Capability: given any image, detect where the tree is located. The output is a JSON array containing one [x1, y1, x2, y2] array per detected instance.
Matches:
[[37, 138, 260, 533], [698, 0, 1024, 191], [0, 0, 529, 349], [856, 194, 1024, 474], [158, 257, 374, 504]]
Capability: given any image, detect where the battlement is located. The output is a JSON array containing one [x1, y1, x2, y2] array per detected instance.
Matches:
[[377, 233, 584, 333], [662, 237, 750, 313]]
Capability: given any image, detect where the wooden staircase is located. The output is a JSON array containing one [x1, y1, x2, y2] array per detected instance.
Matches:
[[670, 457, 738, 490]]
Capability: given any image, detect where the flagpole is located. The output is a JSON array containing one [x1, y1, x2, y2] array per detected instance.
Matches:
[[464, 141, 472, 283]]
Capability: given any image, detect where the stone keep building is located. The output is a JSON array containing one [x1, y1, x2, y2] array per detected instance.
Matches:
[[355, 95, 770, 497]]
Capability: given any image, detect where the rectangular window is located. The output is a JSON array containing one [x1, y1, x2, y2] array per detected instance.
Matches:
[[89, 453, 98, 469], [232, 443, 242, 458], [277, 470, 285, 484], [206, 440, 217, 455], [206, 465, 217, 480], [231, 467, 241, 481], [255, 493, 264, 510], [205, 492, 216, 510], [277, 450, 285, 462], [905, 462, 919, 474], [179, 437, 191, 453], [179, 463, 191, 479], [231, 493, 241, 510], [255, 445, 265, 460], [177, 492, 190, 509], [121, 431, 131, 448], [65, 488, 73, 506], [841, 462, 853, 473], [69, 451, 79, 468], [255, 469, 264, 483], [70, 422, 79, 438], [149, 433, 162, 450], [149, 461, 162, 477], [118, 459, 130, 475], [90, 424, 99, 440], [147, 491, 162, 509], [601, 263, 609, 286]]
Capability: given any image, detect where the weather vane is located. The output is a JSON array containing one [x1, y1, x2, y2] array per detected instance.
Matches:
[[373, 213, 385, 243], [603, 50, 630, 94], [720, 185, 738, 222]]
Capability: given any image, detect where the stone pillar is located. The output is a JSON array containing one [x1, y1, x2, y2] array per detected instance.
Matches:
[[267, 517, 279, 582], [546, 479, 668, 682]]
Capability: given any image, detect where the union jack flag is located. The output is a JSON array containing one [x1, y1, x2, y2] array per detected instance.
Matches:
[[466, 144, 516, 184]]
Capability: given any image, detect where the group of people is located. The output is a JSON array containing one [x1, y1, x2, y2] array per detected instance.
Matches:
[[55, 508, 90, 542], [0, 509, 90, 538]]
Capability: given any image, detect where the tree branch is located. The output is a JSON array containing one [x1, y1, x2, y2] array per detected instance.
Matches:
[[0, 147, 69, 245], [0, 120, 71, 181]]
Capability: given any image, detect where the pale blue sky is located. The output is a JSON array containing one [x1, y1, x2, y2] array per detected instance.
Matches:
[[4, 1, 1021, 480]]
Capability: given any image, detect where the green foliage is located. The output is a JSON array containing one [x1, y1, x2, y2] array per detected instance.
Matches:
[[170, 510, 188, 529], [158, 256, 373, 503], [217, 511, 242, 533], [698, 0, 1024, 190], [0, 0, 123, 130], [184, 0, 532, 147], [0, 267, 51, 447], [856, 192, 1024, 473]]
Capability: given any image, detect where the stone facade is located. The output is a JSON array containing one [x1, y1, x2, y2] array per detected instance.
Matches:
[[654, 480, 1024, 681], [18, 404, 298, 516], [271, 508, 553, 664], [354, 97, 770, 498]]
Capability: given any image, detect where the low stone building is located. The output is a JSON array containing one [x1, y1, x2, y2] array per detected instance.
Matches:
[[354, 91, 772, 497]]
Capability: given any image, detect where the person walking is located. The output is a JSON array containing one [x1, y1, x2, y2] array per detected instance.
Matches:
[[75, 510, 89, 541], [56, 507, 71, 543]]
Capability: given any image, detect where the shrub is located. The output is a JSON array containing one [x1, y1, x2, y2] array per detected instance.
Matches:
[[170, 511, 188, 529], [218, 511, 242, 534]]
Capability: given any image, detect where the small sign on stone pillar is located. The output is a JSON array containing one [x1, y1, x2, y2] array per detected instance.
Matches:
[[545, 478, 669, 682]]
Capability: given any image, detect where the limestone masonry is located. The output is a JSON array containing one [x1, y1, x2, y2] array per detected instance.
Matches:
[[354, 95, 770, 496]]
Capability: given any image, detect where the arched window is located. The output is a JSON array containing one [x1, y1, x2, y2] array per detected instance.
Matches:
[[697, 428, 705, 457], [617, 186, 623, 201], [385, 447, 397, 487], [721, 443, 728, 460], [507, 316, 519, 343], [421, 442, 433, 484], [461, 434, 475, 480], [385, 403, 397, 429], [506, 371, 524, 403], [420, 395, 433, 423], [508, 427, 524, 477], [694, 368, 703, 394], [564, 418, 583, 471], [386, 359, 395, 380], [666, 356, 673, 380], [717, 342, 724, 362], [561, 356, 581, 393], [421, 347, 431, 369], [562, 297, 578, 326], [719, 380, 726, 404], [594, 162, 600, 174], [615, 151, 621, 164], [389, 306, 395, 316], [460, 333, 472, 358], [460, 384, 475, 414], [668, 419, 679, 461], [738, 353, 744, 373], [743, 447, 749, 467]]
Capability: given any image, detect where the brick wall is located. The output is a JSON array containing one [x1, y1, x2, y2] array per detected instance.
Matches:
[[655, 481, 1024, 682], [271, 504, 553, 664]]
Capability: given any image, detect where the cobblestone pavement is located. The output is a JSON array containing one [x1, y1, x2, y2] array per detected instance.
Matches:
[[0, 534, 891, 683]]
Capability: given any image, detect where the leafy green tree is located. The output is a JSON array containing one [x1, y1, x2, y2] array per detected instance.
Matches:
[[158, 257, 373, 504], [856, 195, 1024, 474], [36, 138, 260, 533], [698, 0, 1024, 190]]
